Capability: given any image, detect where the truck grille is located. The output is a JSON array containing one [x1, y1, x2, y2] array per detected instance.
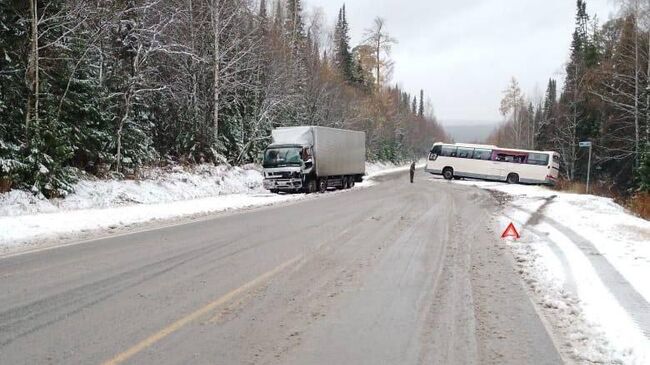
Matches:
[[268, 172, 294, 178]]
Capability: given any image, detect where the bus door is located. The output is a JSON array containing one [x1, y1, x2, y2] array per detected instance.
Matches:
[[490, 151, 508, 181], [492, 151, 526, 181]]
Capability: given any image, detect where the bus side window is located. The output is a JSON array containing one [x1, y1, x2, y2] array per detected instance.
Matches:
[[457, 148, 474, 158], [473, 149, 492, 160], [527, 153, 549, 166], [441, 146, 457, 157]]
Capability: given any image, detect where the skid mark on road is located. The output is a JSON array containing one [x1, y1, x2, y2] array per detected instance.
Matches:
[[102, 254, 304, 365]]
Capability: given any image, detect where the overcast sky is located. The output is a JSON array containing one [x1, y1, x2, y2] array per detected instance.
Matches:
[[304, 0, 617, 126]]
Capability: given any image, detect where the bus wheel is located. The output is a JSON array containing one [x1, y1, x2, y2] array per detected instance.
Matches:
[[506, 173, 519, 184], [443, 168, 454, 180], [318, 178, 328, 193]]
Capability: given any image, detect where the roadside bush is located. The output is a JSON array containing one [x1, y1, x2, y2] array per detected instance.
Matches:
[[637, 144, 650, 192], [0, 140, 26, 193], [628, 192, 650, 220], [551, 178, 619, 198]]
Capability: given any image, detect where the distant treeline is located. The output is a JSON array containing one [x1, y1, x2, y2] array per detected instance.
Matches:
[[489, 0, 650, 194], [0, 0, 446, 197]]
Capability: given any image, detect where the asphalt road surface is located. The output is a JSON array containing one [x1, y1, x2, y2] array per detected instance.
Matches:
[[0, 171, 563, 364]]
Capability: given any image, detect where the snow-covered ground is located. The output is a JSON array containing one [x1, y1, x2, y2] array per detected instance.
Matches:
[[0, 162, 406, 251], [438, 177, 650, 364]]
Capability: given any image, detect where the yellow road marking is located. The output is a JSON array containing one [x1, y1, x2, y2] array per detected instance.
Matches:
[[103, 255, 303, 365]]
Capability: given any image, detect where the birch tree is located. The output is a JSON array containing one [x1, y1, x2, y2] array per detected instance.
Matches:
[[363, 17, 396, 89], [499, 77, 525, 148]]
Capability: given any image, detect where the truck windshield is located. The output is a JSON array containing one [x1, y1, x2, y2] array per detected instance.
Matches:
[[263, 147, 303, 168]]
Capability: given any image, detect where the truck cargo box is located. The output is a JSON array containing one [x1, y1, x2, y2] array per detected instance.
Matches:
[[270, 127, 366, 177]]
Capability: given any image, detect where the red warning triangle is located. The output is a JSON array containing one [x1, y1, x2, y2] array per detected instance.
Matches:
[[501, 222, 520, 239]]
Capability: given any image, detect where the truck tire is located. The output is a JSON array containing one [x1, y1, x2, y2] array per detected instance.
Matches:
[[344, 176, 351, 189], [318, 178, 328, 193], [443, 167, 454, 180], [270, 189, 279, 194], [349, 177, 355, 188]]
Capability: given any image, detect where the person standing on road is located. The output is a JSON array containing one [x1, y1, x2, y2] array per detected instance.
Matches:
[[409, 161, 416, 183]]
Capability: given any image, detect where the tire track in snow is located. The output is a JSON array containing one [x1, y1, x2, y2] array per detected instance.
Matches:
[[512, 203, 650, 339]]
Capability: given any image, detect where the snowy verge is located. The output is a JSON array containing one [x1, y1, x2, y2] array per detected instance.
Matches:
[[0, 164, 266, 216], [359, 160, 426, 185], [0, 162, 408, 251], [436, 177, 650, 364]]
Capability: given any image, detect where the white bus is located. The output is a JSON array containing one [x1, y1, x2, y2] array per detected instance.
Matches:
[[425, 142, 560, 185]]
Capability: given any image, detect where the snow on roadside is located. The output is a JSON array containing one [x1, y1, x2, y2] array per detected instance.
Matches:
[[440, 177, 650, 364], [0, 162, 408, 250], [360, 160, 425, 186], [0, 164, 265, 216]]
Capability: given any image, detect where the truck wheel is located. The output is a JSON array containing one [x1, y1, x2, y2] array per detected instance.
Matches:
[[270, 189, 279, 194], [443, 167, 454, 180], [318, 178, 328, 193], [349, 177, 355, 188], [506, 173, 519, 184]]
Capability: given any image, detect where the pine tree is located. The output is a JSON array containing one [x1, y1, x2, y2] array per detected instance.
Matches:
[[281, 0, 309, 125], [599, 14, 642, 189], [557, 0, 601, 180], [259, 0, 268, 35], [333, 5, 354, 82], [273, 0, 283, 32], [533, 102, 543, 149], [0, 0, 29, 190], [418, 89, 425, 117]]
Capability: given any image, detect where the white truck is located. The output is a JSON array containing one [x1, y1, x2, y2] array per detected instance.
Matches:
[[262, 126, 366, 193]]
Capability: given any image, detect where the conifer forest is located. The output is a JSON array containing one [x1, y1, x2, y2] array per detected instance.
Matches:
[[490, 0, 650, 194], [0, 0, 446, 197]]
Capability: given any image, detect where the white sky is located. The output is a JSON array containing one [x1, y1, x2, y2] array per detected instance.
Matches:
[[304, 0, 617, 125]]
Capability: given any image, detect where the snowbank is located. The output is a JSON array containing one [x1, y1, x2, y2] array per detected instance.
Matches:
[[0, 164, 264, 216], [0, 162, 410, 250], [441, 177, 650, 364], [364, 160, 425, 178]]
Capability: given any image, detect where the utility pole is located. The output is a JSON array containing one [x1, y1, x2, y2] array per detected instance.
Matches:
[[579, 141, 592, 194]]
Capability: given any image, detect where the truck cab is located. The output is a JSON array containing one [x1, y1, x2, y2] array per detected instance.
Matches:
[[262, 144, 314, 193]]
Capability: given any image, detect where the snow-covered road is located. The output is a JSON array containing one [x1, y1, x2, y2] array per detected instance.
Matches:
[[437, 177, 650, 364]]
